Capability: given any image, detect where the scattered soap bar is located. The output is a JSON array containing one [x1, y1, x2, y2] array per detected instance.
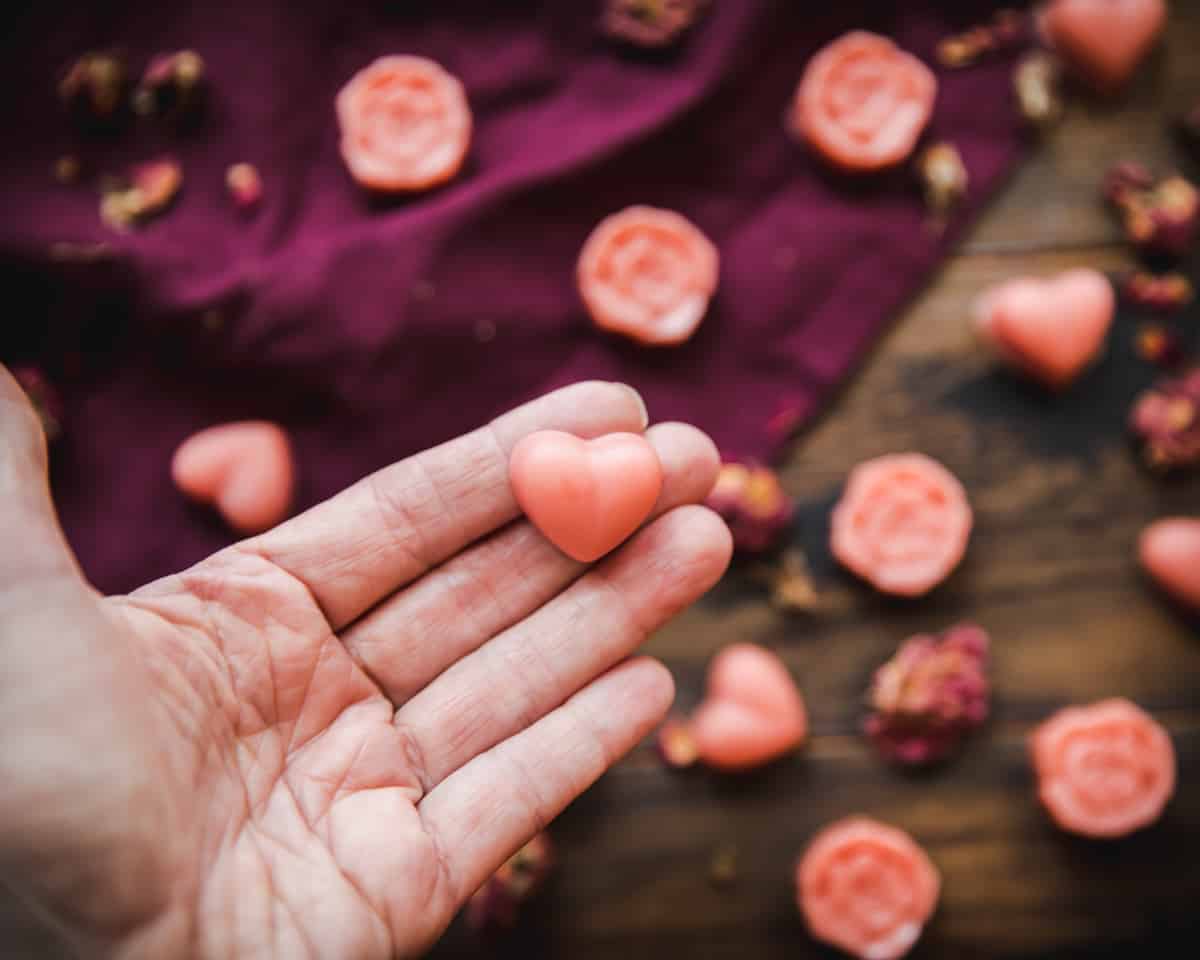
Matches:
[[1041, 0, 1166, 94], [689, 642, 807, 771], [791, 31, 937, 173], [830, 453, 971, 597], [171, 421, 295, 534], [973, 268, 1114, 390], [796, 817, 940, 960], [1139, 517, 1200, 607], [508, 429, 662, 562], [336, 55, 472, 192], [577, 205, 718, 346], [1031, 698, 1176, 838]]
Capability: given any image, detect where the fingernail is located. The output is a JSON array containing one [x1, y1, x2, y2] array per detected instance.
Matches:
[[615, 382, 649, 429]]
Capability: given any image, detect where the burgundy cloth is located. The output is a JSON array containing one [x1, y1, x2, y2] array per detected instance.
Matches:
[[0, 1, 1027, 594]]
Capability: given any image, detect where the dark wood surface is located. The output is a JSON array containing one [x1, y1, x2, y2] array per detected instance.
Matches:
[[429, 8, 1200, 960], [5, 8, 1200, 960]]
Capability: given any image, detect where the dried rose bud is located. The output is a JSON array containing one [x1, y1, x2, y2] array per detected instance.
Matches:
[[11, 366, 63, 441], [1014, 53, 1063, 129], [937, 8, 1026, 67], [1130, 368, 1200, 470], [1121, 271, 1194, 313], [705, 460, 794, 554], [863, 623, 990, 766], [1135, 324, 1185, 369], [917, 142, 968, 220], [133, 50, 206, 122], [226, 162, 263, 211], [657, 718, 699, 768], [466, 832, 554, 934], [603, 0, 708, 49], [59, 51, 128, 128], [100, 158, 183, 231], [1105, 165, 1200, 259], [54, 155, 81, 185]]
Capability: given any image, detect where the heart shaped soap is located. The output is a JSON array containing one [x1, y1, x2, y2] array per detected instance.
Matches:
[[690, 643, 807, 771], [509, 430, 663, 563], [1042, 0, 1166, 94], [973, 268, 1114, 389], [172, 421, 295, 534]]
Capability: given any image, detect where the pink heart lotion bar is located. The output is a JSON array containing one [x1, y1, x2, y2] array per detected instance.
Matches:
[[690, 642, 807, 771], [172, 421, 295, 534], [1041, 0, 1166, 94], [509, 430, 662, 562], [973, 268, 1114, 390]]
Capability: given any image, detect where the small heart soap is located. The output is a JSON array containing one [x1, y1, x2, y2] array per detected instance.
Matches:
[[172, 421, 295, 534], [1042, 0, 1166, 94], [690, 643, 807, 771], [509, 430, 662, 562], [973, 268, 1114, 390]]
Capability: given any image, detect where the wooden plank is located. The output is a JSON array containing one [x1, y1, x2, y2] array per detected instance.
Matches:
[[963, 3, 1200, 254], [432, 242, 1200, 957]]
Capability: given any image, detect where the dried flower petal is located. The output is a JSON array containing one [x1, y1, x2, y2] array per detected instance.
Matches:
[[100, 158, 182, 231], [134, 50, 206, 122], [705, 460, 794, 554], [1014, 52, 1063, 129], [1121, 271, 1194, 313], [466, 832, 554, 934], [54, 155, 81, 185], [1104, 164, 1200, 259], [708, 844, 738, 887], [917, 142, 968, 220], [59, 51, 128, 128], [226, 162, 262, 211], [11, 366, 63, 441], [863, 623, 990, 766], [937, 8, 1026, 67], [763, 547, 820, 613], [657, 718, 699, 768], [1135, 324, 1185, 368], [603, 0, 709, 49], [1130, 368, 1200, 470]]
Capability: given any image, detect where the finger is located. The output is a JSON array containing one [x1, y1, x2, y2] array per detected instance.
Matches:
[[393, 505, 731, 793], [1140, 517, 1200, 608], [242, 381, 648, 630], [340, 422, 720, 704], [418, 656, 673, 911]]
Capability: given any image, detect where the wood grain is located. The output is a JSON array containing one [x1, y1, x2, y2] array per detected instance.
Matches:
[[431, 6, 1200, 958]]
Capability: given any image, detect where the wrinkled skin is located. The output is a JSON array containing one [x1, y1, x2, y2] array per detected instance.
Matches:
[[0, 372, 731, 958]]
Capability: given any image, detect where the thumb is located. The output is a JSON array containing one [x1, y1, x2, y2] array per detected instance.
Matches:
[[0, 364, 81, 588], [1139, 517, 1200, 609]]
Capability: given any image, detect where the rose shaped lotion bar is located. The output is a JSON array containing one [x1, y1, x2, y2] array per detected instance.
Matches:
[[1032, 698, 1175, 838], [336, 55, 471, 192], [831, 454, 972, 597], [797, 817, 940, 960], [578, 206, 719, 346], [792, 31, 937, 173]]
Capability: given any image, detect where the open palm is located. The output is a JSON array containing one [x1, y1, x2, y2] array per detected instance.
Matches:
[[0, 376, 731, 958]]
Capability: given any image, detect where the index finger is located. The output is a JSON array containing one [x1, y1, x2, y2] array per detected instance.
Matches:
[[239, 381, 649, 630]]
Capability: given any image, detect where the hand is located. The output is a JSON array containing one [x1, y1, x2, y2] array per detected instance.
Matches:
[[0, 374, 731, 958]]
